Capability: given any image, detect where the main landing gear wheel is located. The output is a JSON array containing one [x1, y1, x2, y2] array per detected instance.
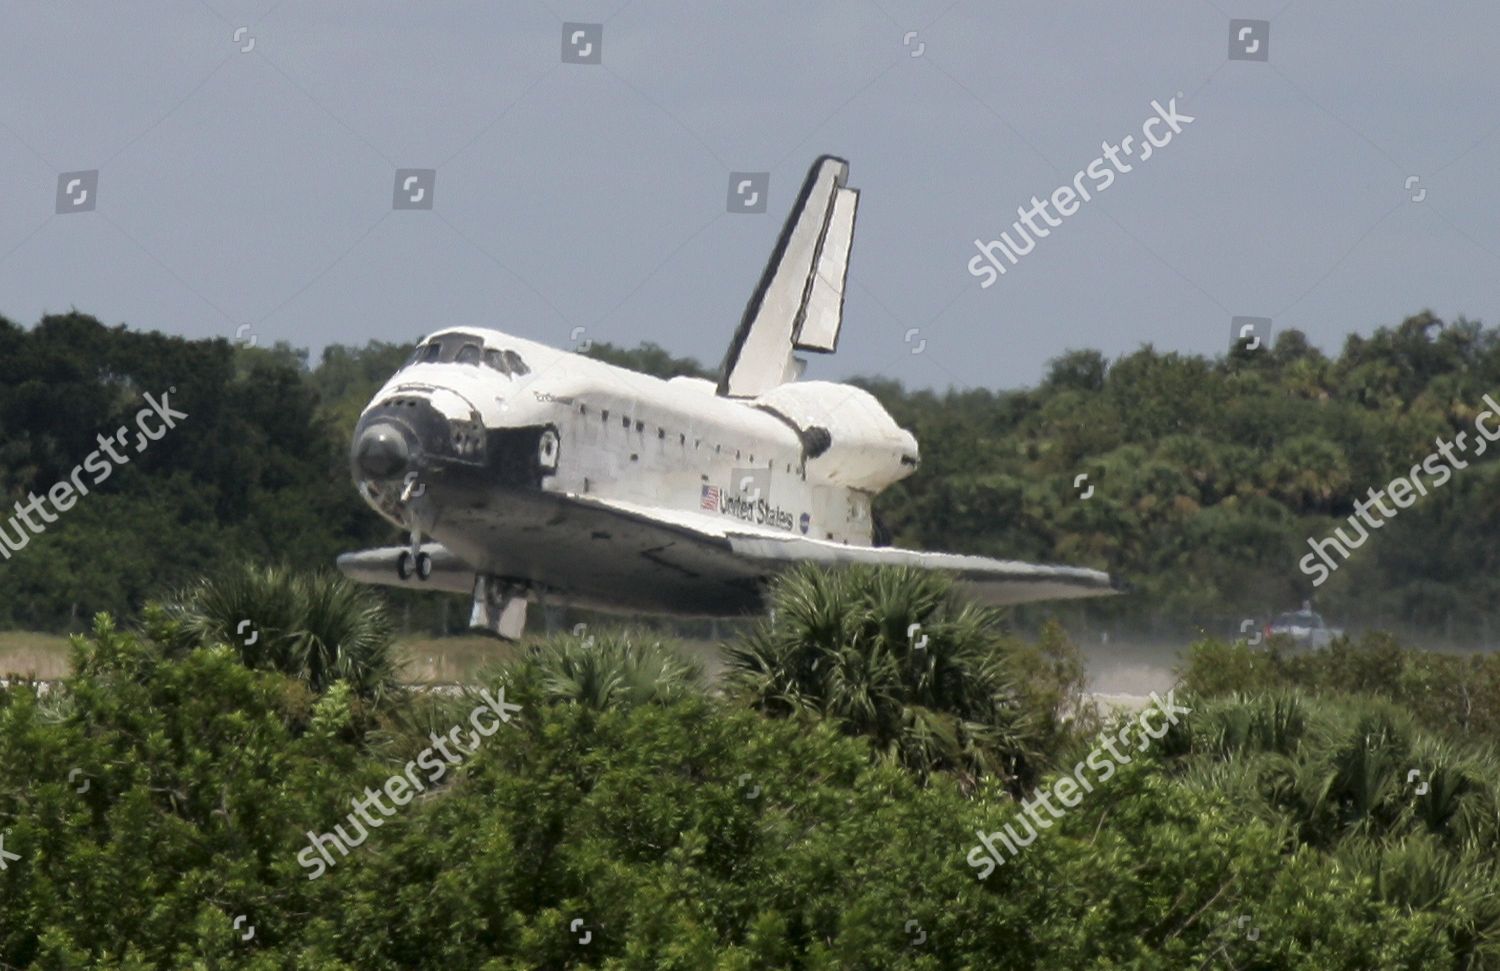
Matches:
[[397, 550, 433, 581]]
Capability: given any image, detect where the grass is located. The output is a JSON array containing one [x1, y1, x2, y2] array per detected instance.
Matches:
[[0, 629, 531, 685], [396, 634, 525, 683], [0, 631, 72, 680], [0, 628, 733, 687], [0, 629, 520, 685]]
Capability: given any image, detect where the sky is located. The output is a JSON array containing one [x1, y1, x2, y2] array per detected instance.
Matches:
[[2, 0, 1498, 391]]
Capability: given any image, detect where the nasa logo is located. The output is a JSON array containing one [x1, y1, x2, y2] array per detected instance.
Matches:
[[799, 512, 810, 534]]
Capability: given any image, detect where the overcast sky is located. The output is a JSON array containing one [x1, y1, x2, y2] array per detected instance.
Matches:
[[2, 1, 1498, 390]]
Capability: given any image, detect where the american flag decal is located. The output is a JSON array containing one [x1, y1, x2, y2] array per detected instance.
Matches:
[[700, 485, 720, 510]]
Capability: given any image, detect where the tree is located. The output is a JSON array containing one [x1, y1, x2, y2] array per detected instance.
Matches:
[[0, 602, 1476, 967], [724, 564, 1072, 788], [495, 627, 703, 712], [157, 564, 399, 703]]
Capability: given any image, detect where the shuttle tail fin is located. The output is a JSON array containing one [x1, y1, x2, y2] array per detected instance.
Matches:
[[717, 156, 858, 397]]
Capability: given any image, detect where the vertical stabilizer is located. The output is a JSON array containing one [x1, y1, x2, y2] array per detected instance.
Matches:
[[718, 156, 857, 397]]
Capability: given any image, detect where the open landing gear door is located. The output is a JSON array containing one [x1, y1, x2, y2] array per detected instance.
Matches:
[[470, 576, 529, 640]]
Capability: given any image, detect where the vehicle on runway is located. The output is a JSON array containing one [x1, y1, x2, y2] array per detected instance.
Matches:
[[338, 156, 1119, 637], [1265, 609, 1343, 650]]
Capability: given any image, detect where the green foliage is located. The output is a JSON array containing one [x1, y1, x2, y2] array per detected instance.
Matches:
[[0, 312, 389, 632], [157, 564, 399, 703], [725, 565, 1081, 789], [1156, 688, 1500, 967], [1180, 634, 1500, 745], [494, 627, 704, 712], [0, 598, 1492, 966], [868, 311, 1500, 638], [0, 615, 352, 967]]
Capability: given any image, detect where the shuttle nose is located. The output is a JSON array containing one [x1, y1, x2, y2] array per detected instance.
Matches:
[[354, 423, 410, 479]]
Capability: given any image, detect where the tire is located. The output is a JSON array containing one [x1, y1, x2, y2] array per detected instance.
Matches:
[[396, 550, 414, 580], [416, 551, 433, 580]]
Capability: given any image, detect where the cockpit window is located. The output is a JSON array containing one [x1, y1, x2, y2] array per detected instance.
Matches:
[[404, 334, 529, 374], [502, 350, 530, 376], [413, 332, 488, 363], [481, 348, 530, 377]]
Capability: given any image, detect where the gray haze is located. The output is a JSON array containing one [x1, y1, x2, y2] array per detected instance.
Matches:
[[2, 0, 1497, 389]]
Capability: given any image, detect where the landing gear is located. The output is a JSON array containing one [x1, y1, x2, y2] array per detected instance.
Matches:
[[471, 576, 529, 640], [396, 549, 433, 581], [397, 515, 428, 582]]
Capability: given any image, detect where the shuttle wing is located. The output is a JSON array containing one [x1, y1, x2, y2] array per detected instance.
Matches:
[[579, 497, 1120, 607], [725, 533, 1119, 606], [336, 497, 1117, 633], [718, 156, 859, 398]]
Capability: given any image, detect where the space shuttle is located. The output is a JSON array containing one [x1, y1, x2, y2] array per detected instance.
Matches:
[[338, 156, 1118, 638]]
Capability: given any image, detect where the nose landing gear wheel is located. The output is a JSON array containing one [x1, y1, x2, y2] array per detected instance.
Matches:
[[396, 550, 414, 580], [416, 551, 433, 580]]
